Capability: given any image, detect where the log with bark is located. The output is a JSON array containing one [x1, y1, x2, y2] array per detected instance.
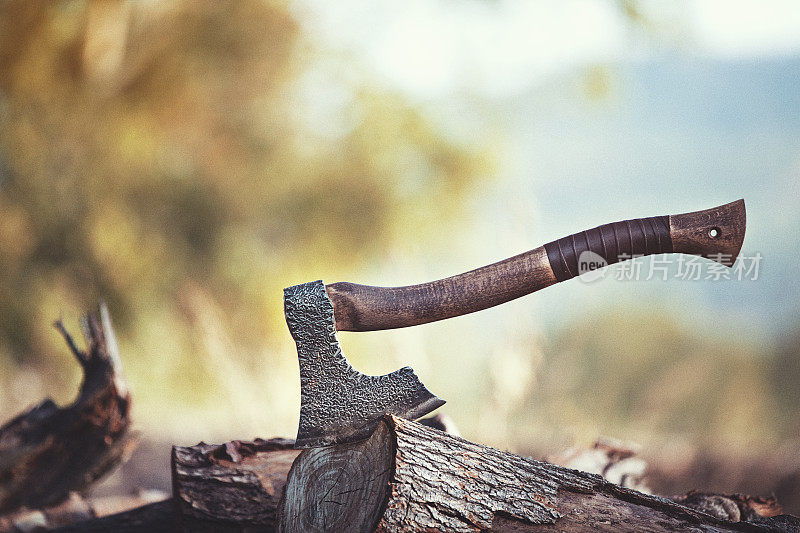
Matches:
[[51, 500, 176, 533], [277, 416, 799, 533], [166, 413, 456, 532], [1, 490, 169, 533], [172, 437, 299, 532], [0, 303, 134, 516], [49, 437, 299, 532], [48, 416, 798, 532]]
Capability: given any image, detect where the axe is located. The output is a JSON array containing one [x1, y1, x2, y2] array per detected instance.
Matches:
[[284, 199, 745, 448]]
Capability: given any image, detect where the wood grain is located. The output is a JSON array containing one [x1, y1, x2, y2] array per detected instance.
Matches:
[[278, 416, 796, 533], [326, 246, 556, 331], [670, 199, 746, 266], [326, 200, 746, 332], [172, 438, 298, 532], [278, 423, 393, 533]]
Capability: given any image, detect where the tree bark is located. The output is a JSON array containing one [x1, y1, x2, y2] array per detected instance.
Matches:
[[171, 437, 298, 532], [0, 303, 134, 514], [278, 416, 799, 533], [51, 500, 176, 532], [0, 491, 171, 532]]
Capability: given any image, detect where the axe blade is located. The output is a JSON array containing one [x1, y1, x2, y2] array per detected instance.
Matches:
[[284, 280, 444, 449]]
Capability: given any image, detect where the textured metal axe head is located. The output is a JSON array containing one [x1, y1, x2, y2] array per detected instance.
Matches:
[[284, 280, 444, 449]]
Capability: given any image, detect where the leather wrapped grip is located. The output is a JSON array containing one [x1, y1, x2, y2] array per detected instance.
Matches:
[[544, 216, 673, 282]]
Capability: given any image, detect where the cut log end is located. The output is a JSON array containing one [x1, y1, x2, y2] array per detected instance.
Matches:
[[279, 421, 393, 533]]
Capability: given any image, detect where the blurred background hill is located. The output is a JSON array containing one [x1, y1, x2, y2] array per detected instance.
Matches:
[[1, 0, 799, 512]]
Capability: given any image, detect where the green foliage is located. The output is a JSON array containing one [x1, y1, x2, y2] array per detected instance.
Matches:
[[521, 311, 778, 448], [0, 1, 488, 428], [769, 329, 800, 438]]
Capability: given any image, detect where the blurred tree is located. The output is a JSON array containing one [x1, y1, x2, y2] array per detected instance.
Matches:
[[769, 329, 800, 438], [0, 1, 489, 414], [520, 311, 776, 447]]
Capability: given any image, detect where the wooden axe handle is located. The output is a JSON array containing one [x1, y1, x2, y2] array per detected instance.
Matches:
[[326, 199, 745, 332]]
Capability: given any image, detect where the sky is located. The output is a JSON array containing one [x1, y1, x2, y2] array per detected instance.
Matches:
[[294, 0, 800, 99]]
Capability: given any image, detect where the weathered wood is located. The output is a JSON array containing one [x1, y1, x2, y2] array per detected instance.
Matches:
[[326, 200, 745, 331], [0, 492, 94, 532], [51, 417, 791, 532], [326, 246, 556, 332], [172, 437, 298, 532], [670, 198, 746, 266], [672, 491, 784, 523], [51, 500, 176, 532], [278, 416, 798, 533], [0, 303, 134, 514], [548, 438, 650, 493], [280, 423, 393, 533], [0, 490, 172, 532]]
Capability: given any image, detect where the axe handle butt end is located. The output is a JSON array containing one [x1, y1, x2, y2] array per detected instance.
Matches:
[[669, 198, 746, 267]]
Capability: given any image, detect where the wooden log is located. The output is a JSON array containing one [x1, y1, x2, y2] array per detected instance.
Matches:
[[51, 500, 176, 532], [278, 416, 799, 533], [46, 418, 794, 532], [53, 436, 301, 532], [172, 437, 298, 532], [0, 303, 134, 514], [672, 491, 785, 523], [168, 417, 455, 532], [548, 438, 650, 493], [0, 490, 172, 532]]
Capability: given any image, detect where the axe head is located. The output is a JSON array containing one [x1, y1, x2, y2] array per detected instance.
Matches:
[[284, 280, 444, 449]]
